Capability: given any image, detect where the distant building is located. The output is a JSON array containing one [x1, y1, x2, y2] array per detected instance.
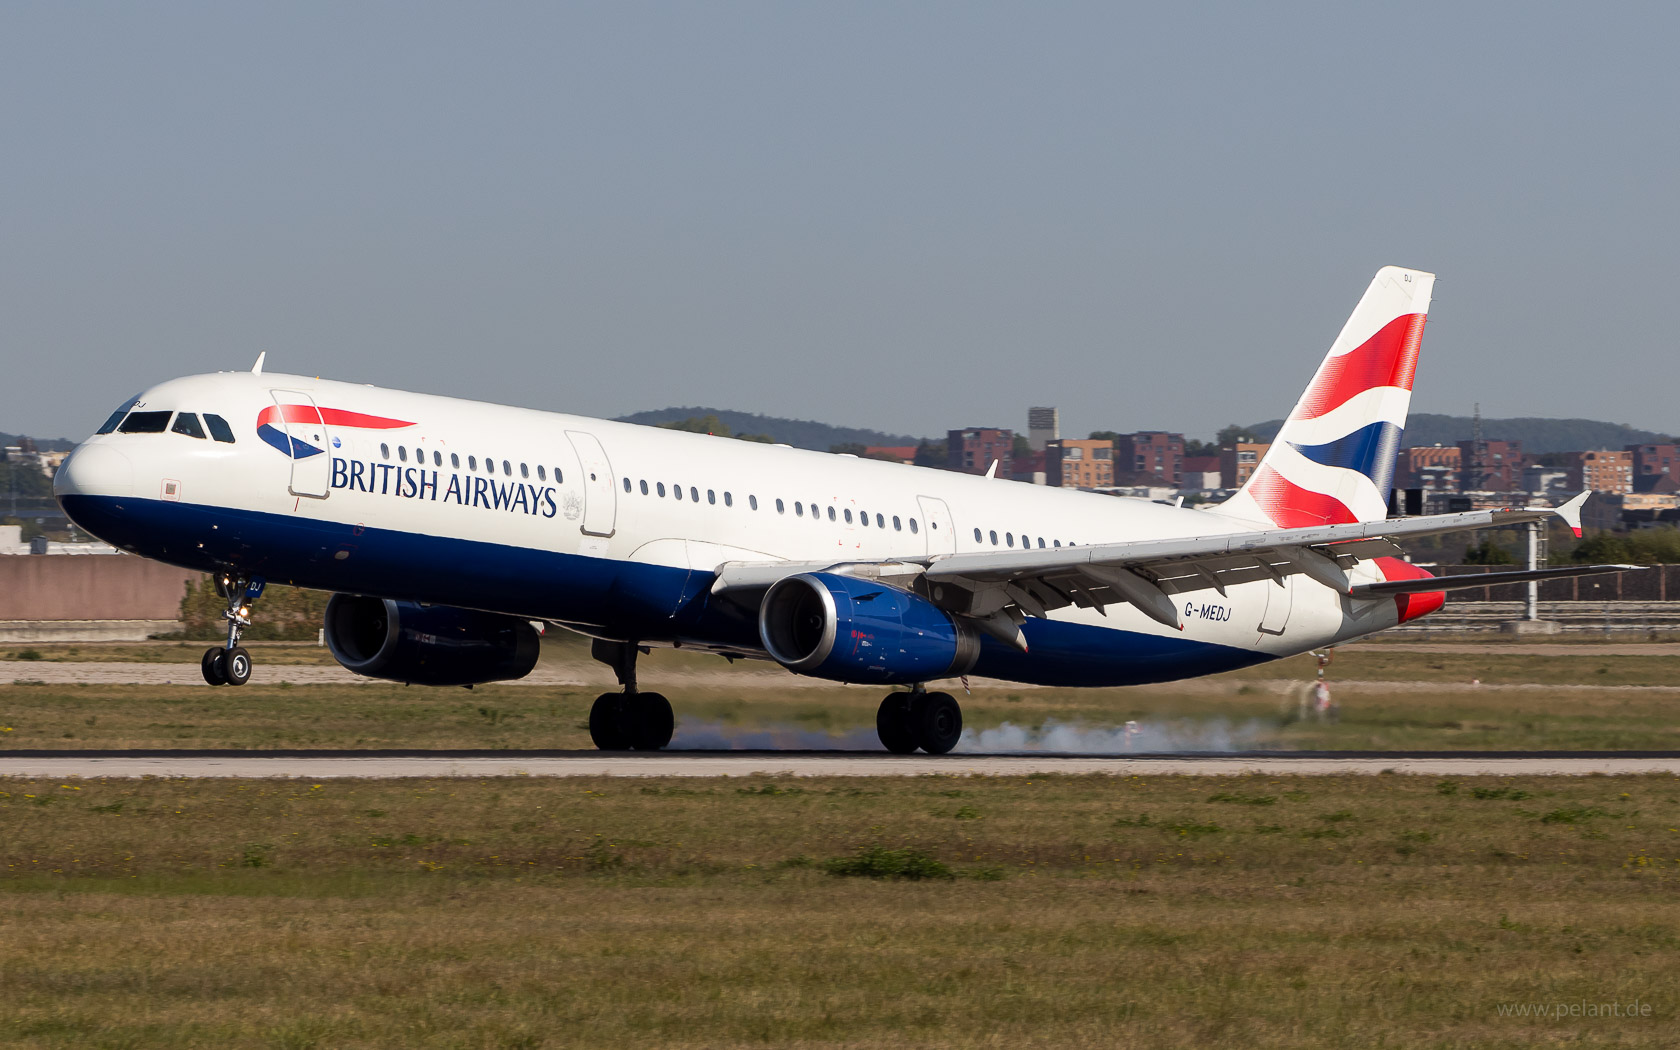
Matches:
[[1046, 439, 1113, 488], [1457, 438, 1523, 492], [1117, 432, 1183, 485], [1180, 455, 1221, 490], [947, 428, 1014, 477], [1026, 407, 1059, 452], [1394, 446, 1461, 493], [1010, 449, 1048, 485], [1627, 443, 1679, 481], [1521, 465, 1568, 498], [1219, 442, 1270, 489], [1567, 450, 1634, 494], [863, 445, 917, 464]]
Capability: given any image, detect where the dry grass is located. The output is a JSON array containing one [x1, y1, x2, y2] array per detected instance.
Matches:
[[3, 773, 1679, 1048]]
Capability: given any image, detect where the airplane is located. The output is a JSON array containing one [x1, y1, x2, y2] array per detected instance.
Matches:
[[53, 266, 1639, 754]]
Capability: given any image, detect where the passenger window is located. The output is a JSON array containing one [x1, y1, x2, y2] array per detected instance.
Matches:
[[859, 510, 869, 527], [623, 477, 631, 492], [775, 499, 784, 514], [989, 530, 998, 545], [690, 486, 699, 502], [1006, 533, 1014, 547], [657, 482, 666, 497], [413, 448, 422, 462], [538, 465, 546, 481], [468, 456, 477, 470], [795, 502, 804, 517], [673, 485, 683, 501], [1038, 537, 1046, 548], [521, 463, 530, 479], [974, 528, 982, 542], [171, 413, 206, 439], [1054, 540, 1061, 548], [909, 519, 918, 534], [708, 489, 716, 505], [451, 453, 460, 468], [503, 460, 511, 475], [893, 516, 902, 531], [486, 459, 494, 474], [876, 513, 884, 528], [726, 492, 735, 507], [434, 451, 442, 467], [844, 509, 853, 524], [382, 443, 392, 460], [827, 506, 836, 521], [744, 494, 753, 510], [203, 414, 236, 443], [118, 411, 172, 434], [554, 468, 563, 484]]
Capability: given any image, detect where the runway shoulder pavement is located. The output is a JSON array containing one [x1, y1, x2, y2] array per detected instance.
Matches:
[[5, 749, 1680, 778]]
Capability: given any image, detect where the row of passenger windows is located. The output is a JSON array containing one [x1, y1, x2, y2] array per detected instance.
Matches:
[[99, 409, 236, 443], [379, 443, 561, 484], [625, 478, 925, 533], [976, 527, 1074, 549]]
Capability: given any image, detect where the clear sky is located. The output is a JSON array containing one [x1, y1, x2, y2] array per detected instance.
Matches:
[[3, 2, 1675, 442]]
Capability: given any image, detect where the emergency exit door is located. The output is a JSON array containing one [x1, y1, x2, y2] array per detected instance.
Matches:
[[566, 431, 617, 537]]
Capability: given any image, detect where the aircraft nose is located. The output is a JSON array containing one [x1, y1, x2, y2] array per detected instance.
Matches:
[[54, 443, 134, 499]]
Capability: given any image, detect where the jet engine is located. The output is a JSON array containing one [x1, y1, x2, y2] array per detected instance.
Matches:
[[758, 572, 980, 684], [323, 594, 541, 687]]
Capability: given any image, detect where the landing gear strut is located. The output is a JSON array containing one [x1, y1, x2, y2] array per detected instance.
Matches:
[[877, 687, 963, 755], [200, 572, 263, 687], [587, 639, 674, 751]]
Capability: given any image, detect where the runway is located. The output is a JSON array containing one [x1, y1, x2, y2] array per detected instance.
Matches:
[[5, 749, 1680, 778]]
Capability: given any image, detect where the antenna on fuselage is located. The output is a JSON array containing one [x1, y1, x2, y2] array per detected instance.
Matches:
[[251, 351, 266, 375]]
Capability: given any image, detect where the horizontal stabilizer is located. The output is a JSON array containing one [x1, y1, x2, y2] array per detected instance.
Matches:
[[1349, 563, 1644, 598]]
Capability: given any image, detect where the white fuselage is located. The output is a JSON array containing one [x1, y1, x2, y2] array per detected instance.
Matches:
[[54, 371, 1409, 687]]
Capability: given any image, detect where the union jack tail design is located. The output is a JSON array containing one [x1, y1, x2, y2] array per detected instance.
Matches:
[[1221, 266, 1435, 528]]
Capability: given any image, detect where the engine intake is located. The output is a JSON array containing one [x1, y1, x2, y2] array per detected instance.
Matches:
[[324, 594, 540, 687], [758, 572, 979, 684]]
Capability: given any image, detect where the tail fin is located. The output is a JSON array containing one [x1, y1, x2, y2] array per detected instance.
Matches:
[[1220, 265, 1435, 528]]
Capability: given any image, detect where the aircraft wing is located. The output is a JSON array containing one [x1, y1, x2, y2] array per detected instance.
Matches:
[[710, 493, 1634, 644]]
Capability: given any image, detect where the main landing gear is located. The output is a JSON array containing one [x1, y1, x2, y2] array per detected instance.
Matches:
[[876, 688, 963, 755], [587, 639, 674, 751], [200, 572, 264, 687]]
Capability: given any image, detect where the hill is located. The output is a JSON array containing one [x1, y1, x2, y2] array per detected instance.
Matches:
[[0, 432, 75, 452], [1240, 414, 1675, 454], [613, 407, 923, 452]]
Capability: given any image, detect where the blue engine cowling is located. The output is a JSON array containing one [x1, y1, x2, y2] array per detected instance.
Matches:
[[757, 572, 980, 684], [324, 594, 541, 686]]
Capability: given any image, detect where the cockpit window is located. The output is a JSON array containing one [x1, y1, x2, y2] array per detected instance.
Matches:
[[171, 413, 207, 439], [95, 396, 142, 434], [203, 414, 235, 443], [117, 411, 173, 434]]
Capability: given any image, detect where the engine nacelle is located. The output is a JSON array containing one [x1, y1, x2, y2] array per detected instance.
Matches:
[[324, 594, 540, 687], [758, 572, 980, 684]]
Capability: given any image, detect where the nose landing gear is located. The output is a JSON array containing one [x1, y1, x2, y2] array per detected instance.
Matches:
[[587, 639, 675, 751], [877, 687, 963, 755], [200, 572, 264, 687]]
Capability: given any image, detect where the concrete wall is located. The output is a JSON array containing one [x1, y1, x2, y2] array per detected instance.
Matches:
[[0, 555, 199, 620]]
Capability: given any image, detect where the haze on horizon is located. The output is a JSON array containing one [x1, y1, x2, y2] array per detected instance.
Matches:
[[3, 3, 1675, 443]]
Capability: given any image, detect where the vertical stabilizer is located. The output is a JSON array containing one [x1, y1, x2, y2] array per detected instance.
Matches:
[[1220, 266, 1435, 527]]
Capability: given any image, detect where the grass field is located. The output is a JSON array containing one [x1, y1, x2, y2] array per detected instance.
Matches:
[[4, 641, 1680, 751], [4, 772, 1678, 1048]]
